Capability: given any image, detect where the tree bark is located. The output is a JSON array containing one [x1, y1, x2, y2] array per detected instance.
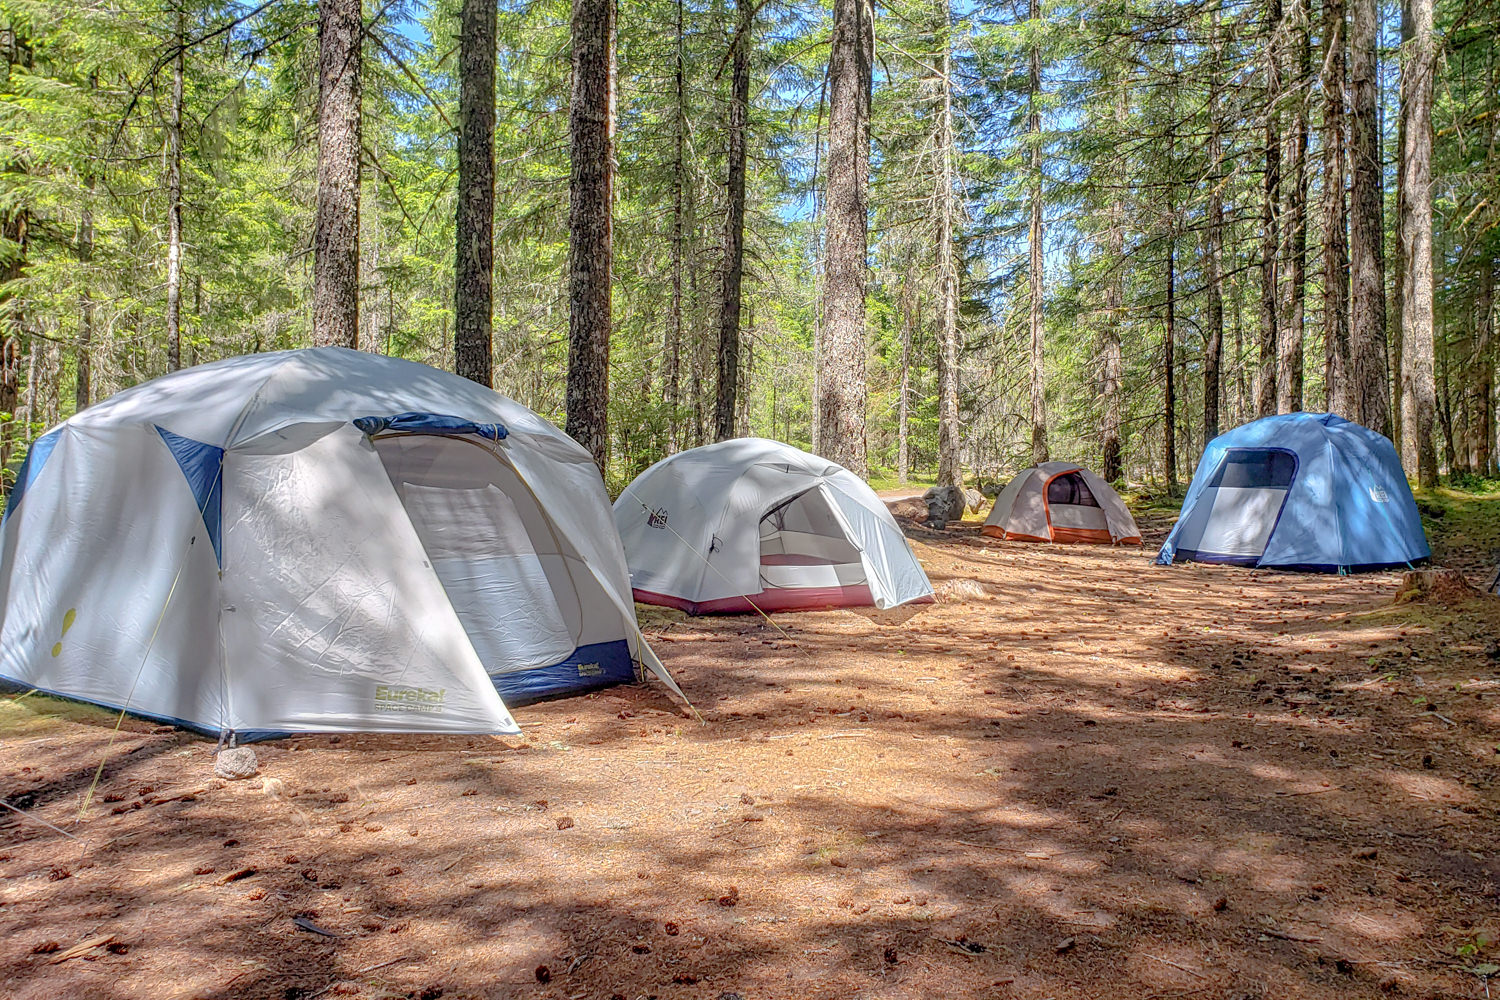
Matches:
[[1349, 0, 1390, 434], [1399, 0, 1438, 486], [715, 0, 752, 442], [666, 0, 686, 449], [1393, 0, 1412, 463], [565, 0, 615, 470], [313, 0, 362, 349], [1321, 0, 1351, 415], [897, 280, 913, 483], [1257, 0, 1282, 419], [1101, 83, 1125, 482], [935, 36, 961, 488], [1204, 26, 1225, 445], [454, 0, 496, 386], [816, 0, 872, 475], [77, 190, 92, 410], [1164, 232, 1177, 491], [1474, 262, 1494, 475], [1278, 2, 1308, 412], [166, 6, 185, 373], [1027, 0, 1048, 465]]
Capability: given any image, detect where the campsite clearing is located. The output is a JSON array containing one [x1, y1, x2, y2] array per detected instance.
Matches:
[[1, 504, 1498, 1000]]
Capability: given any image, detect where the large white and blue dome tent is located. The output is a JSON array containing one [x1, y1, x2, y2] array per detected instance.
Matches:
[[0, 348, 684, 739], [1156, 412, 1430, 573]]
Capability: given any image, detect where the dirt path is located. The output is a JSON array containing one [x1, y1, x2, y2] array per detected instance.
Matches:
[[2, 519, 1498, 999]]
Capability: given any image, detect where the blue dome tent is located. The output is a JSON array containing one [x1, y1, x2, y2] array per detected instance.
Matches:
[[1157, 413, 1430, 573]]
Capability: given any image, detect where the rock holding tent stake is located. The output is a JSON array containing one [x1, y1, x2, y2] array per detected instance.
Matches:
[[214, 746, 258, 779]]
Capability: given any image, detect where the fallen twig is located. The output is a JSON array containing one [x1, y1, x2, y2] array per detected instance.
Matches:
[[48, 934, 114, 964], [1145, 954, 1208, 979]]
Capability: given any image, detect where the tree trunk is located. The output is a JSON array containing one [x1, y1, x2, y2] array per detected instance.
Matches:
[[816, 0, 872, 475], [1278, 3, 1308, 412], [454, 0, 496, 386], [1101, 83, 1125, 482], [666, 0, 685, 449], [77, 192, 92, 411], [1027, 0, 1048, 465], [565, 0, 615, 470], [0, 328, 16, 480], [313, 0, 362, 349], [1399, 0, 1438, 487], [737, 307, 753, 435], [1257, 0, 1282, 419], [897, 281, 913, 483], [1349, 0, 1389, 434], [1393, 0, 1412, 463], [1204, 29, 1225, 445], [1474, 263, 1494, 475], [1321, 0, 1351, 415], [715, 0, 752, 442], [1164, 233, 1177, 491], [935, 36, 961, 488], [165, 6, 185, 373], [0, 37, 27, 477]]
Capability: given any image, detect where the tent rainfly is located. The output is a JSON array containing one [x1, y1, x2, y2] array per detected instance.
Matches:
[[614, 438, 934, 614], [0, 348, 684, 739], [1157, 412, 1430, 572], [982, 462, 1141, 545]]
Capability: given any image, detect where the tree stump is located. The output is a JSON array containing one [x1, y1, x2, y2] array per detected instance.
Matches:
[[1393, 568, 1482, 605]]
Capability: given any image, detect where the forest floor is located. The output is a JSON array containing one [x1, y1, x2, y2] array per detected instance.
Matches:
[[2, 488, 1500, 1000]]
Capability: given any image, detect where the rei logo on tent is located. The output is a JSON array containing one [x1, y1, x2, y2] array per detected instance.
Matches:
[[647, 507, 670, 529], [1369, 485, 1391, 503], [374, 685, 447, 714]]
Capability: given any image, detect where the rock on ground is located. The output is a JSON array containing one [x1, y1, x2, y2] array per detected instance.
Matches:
[[214, 746, 259, 780]]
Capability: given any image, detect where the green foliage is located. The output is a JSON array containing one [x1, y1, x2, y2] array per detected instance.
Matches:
[[0, 0, 1493, 495]]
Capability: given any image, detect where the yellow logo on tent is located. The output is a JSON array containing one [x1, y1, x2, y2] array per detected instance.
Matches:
[[374, 685, 446, 714], [50, 607, 78, 658], [577, 662, 603, 677]]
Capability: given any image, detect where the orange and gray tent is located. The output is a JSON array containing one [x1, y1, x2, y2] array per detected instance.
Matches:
[[981, 462, 1141, 545]]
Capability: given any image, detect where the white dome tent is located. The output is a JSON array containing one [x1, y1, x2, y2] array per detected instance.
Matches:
[[614, 439, 933, 614], [0, 348, 684, 739]]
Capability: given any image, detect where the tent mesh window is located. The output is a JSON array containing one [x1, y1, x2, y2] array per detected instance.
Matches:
[[1046, 473, 1100, 507], [758, 489, 864, 587], [1209, 449, 1298, 489]]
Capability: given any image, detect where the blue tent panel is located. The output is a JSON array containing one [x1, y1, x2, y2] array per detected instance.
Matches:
[[490, 639, 635, 705], [1157, 413, 1430, 573], [1, 429, 62, 527], [353, 412, 509, 441], [155, 426, 225, 566]]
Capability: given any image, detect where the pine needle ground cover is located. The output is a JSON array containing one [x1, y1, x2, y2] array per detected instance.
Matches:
[[0, 492, 1497, 999]]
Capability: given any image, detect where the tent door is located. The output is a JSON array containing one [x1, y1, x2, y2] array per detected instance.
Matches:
[[1044, 471, 1111, 543], [1178, 448, 1298, 563], [373, 435, 579, 674], [758, 486, 868, 592]]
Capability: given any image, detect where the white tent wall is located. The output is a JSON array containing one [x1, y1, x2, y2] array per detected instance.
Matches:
[[372, 434, 628, 674], [219, 424, 519, 735], [616, 439, 934, 613], [1077, 469, 1142, 543], [0, 424, 226, 729], [822, 478, 933, 608]]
